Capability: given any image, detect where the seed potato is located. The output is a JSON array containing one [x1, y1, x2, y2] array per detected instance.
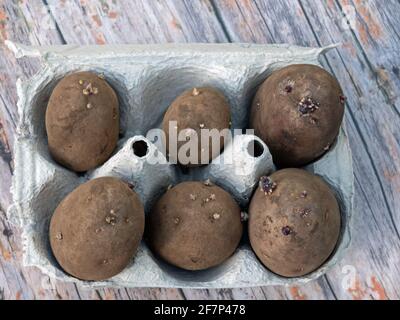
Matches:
[[46, 71, 119, 172], [250, 64, 345, 167], [162, 87, 231, 167], [248, 168, 341, 277], [146, 181, 242, 270], [49, 177, 145, 281]]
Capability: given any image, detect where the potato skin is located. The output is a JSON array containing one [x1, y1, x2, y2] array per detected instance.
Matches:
[[162, 87, 230, 167], [248, 168, 341, 277], [250, 64, 344, 167], [146, 181, 242, 270], [46, 71, 119, 172], [49, 177, 144, 281]]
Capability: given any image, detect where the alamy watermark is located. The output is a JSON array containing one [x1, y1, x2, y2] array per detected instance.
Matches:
[[144, 121, 256, 168]]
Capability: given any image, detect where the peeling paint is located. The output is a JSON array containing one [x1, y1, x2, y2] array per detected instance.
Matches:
[[241, 0, 253, 11], [353, 0, 384, 46], [341, 0, 351, 7], [170, 17, 182, 30], [358, 22, 369, 46], [108, 11, 118, 19], [347, 278, 367, 300], [0, 120, 11, 154], [355, 0, 383, 40], [0, 242, 12, 261], [94, 32, 106, 45], [92, 14, 102, 27], [104, 291, 114, 300], [0, 8, 8, 42], [342, 41, 357, 57], [224, 0, 236, 10], [0, 9, 6, 20], [369, 276, 388, 300], [290, 286, 307, 300], [347, 275, 389, 300], [383, 169, 398, 181]]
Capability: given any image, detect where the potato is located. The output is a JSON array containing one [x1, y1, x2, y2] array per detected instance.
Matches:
[[46, 71, 119, 172], [146, 181, 242, 270], [250, 64, 345, 167], [248, 168, 341, 277], [49, 177, 145, 281], [162, 87, 231, 167]]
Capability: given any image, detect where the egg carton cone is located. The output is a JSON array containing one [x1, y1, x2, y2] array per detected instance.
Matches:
[[5, 41, 353, 288], [199, 134, 275, 207], [89, 135, 176, 213]]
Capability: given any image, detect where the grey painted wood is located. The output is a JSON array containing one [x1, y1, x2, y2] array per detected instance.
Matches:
[[0, 0, 398, 300], [211, 0, 400, 300]]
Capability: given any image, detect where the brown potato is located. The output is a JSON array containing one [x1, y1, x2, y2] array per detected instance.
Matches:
[[248, 168, 341, 277], [146, 181, 242, 270], [49, 177, 144, 281], [250, 64, 345, 167], [162, 87, 231, 167], [46, 71, 119, 172]]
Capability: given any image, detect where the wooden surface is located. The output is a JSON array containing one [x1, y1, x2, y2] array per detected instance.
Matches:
[[0, 0, 399, 300]]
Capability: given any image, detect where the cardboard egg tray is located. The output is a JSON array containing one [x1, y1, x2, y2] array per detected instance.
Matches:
[[5, 41, 353, 288]]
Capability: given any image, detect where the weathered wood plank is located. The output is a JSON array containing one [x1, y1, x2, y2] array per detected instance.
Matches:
[[181, 276, 337, 300], [212, 0, 400, 300], [0, 9, 55, 302], [344, 0, 400, 109], [45, 0, 227, 44], [299, 0, 400, 299]]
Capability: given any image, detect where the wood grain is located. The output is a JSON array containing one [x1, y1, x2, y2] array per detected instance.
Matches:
[[211, 0, 400, 300], [0, 0, 399, 300]]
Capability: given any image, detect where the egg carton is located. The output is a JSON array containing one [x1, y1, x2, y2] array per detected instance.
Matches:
[[5, 41, 354, 288]]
